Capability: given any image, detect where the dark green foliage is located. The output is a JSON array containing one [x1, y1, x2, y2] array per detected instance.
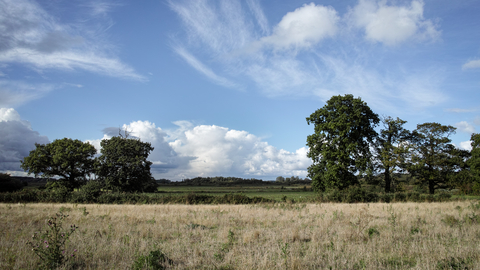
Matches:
[[131, 249, 172, 270], [375, 117, 411, 193], [320, 186, 379, 203], [0, 173, 24, 192], [97, 136, 157, 192], [462, 133, 480, 195], [306, 94, 379, 191], [393, 192, 407, 202], [20, 138, 97, 191], [367, 227, 380, 238], [49, 185, 72, 203], [408, 123, 457, 194], [72, 180, 104, 203]]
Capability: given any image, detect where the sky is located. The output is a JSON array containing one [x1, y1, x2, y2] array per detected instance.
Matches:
[[1, 0, 480, 181]]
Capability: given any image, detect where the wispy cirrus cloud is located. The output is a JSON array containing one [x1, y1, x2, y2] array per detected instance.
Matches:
[[169, 0, 444, 112], [445, 107, 479, 113], [0, 0, 145, 81], [0, 80, 56, 107], [173, 47, 238, 88]]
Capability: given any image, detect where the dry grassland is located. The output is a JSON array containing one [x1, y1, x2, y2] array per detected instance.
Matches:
[[1, 201, 479, 269]]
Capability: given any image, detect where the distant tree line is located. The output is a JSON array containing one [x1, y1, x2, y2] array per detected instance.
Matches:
[[181, 176, 265, 186], [307, 94, 480, 195], [275, 176, 311, 185], [14, 130, 158, 194]]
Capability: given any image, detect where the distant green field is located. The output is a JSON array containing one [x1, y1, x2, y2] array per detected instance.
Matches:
[[155, 184, 317, 202]]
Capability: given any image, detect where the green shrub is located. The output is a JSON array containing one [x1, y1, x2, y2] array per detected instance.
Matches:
[[435, 192, 452, 202], [379, 193, 393, 203], [406, 192, 421, 202], [132, 248, 172, 270], [324, 186, 379, 203], [367, 227, 380, 238], [74, 180, 104, 203], [394, 192, 407, 202]]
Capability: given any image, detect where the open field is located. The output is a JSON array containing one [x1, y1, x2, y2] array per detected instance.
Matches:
[[2, 201, 480, 269], [156, 184, 315, 202]]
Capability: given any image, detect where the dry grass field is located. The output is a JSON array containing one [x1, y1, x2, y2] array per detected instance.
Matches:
[[1, 201, 479, 269]]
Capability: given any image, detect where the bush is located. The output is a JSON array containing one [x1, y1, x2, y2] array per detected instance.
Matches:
[[73, 180, 104, 203], [435, 192, 452, 202], [393, 192, 407, 202], [0, 173, 24, 192], [132, 248, 172, 270], [406, 192, 421, 202], [379, 193, 393, 203]]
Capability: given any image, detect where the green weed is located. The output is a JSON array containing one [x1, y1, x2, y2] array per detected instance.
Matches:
[[131, 248, 172, 270], [27, 212, 78, 269]]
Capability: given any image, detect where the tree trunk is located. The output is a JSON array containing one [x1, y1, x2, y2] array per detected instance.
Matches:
[[429, 179, 435, 194], [384, 166, 391, 193]]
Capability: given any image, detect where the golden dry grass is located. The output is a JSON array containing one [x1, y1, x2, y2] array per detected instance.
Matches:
[[1, 201, 479, 269]]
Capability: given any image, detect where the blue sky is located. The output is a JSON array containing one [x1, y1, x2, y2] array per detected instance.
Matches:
[[1, 0, 479, 180]]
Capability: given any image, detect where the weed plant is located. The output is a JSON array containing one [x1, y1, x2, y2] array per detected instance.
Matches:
[[27, 212, 77, 269]]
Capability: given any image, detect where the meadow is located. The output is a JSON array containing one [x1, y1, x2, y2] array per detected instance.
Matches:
[[155, 184, 315, 202], [1, 201, 479, 269]]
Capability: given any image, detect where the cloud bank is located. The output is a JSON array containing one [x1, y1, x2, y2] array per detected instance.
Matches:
[[0, 108, 49, 174], [89, 120, 311, 180]]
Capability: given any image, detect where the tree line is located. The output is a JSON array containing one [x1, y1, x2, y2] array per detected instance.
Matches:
[[306, 94, 480, 195], [18, 131, 157, 193]]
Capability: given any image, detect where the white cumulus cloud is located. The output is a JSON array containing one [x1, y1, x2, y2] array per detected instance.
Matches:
[[348, 0, 439, 46], [169, 124, 311, 179], [455, 121, 476, 134], [458, 141, 472, 151], [94, 120, 311, 180], [257, 3, 339, 50]]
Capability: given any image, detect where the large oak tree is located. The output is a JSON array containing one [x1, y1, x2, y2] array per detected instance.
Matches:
[[96, 135, 157, 192], [408, 122, 457, 194], [21, 138, 97, 190], [306, 94, 379, 191]]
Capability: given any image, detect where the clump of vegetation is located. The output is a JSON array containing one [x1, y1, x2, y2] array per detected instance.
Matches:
[[436, 257, 473, 270], [27, 212, 78, 269], [131, 248, 172, 270], [0, 173, 25, 192]]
